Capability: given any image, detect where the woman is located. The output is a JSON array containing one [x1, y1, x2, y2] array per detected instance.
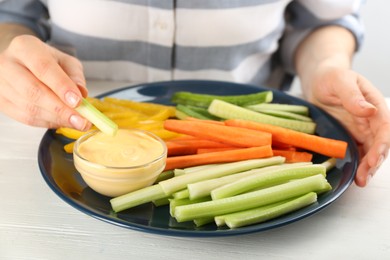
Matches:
[[0, 0, 388, 187]]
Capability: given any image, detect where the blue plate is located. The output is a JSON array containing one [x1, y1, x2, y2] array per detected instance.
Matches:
[[38, 80, 358, 237]]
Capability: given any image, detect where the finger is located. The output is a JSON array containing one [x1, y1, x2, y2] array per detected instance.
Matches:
[[10, 36, 84, 108], [0, 94, 57, 128], [355, 154, 371, 187], [3, 94, 91, 130], [54, 48, 89, 97], [0, 62, 90, 130], [331, 73, 377, 118], [359, 77, 390, 167], [355, 106, 390, 187], [356, 125, 390, 187], [1, 89, 90, 130]]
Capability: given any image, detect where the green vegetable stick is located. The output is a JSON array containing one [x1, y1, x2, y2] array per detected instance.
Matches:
[[169, 197, 210, 217], [222, 192, 318, 228], [214, 199, 287, 227], [246, 108, 313, 122], [246, 103, 309, 115], [174, 174, 329, 222], [188, 162, 314, 200], [194, 217, 214, 227], [159, 157, 285, 195], [110, 184, 166, 213], [169, 198, 188, 217], [321, 157, 337, 172], [176, 104, 220, 120], [171, 91, 273, 108], [152, 197, 171, 207], [211, 164, 326, 200], [110, 157, 284, 213], [76, 98, 118, 136], [172, 189, 190, 200], [174, 164, 219, 177], [208, 99, 316, 134], [154, 170, 174, 183]]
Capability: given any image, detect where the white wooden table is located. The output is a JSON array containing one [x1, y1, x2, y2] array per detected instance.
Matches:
[[1, 81, 389, 260]]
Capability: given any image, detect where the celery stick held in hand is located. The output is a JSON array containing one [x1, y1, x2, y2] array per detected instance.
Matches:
[[0, 1, 389, 188]]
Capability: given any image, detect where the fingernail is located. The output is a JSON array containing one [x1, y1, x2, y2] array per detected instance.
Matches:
[[365, 173, 372, 185], [358, 100, 376, 109], [70, 114, 87, 131], [368, 167, 377, 178], [365, 167, 377, 186], [65, 91, 81, 108], [376, 143, 388, 168], [376, 155, 385, 168]]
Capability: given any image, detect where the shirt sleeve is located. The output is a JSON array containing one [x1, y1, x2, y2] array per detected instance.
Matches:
[[0, 0, 50, 40], [280, 0, 365, 74]]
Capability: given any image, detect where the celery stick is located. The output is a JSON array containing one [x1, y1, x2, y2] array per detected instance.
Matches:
[[246, 103, 309, 115], [322, 157, 337, 172], [222, 192, 318, 228], [171, 91, 273, 108], [176, 104, 220, 120], [174, 174, 328, 222], [169, 197, 210, 217], [317, 182, 332, 194], [214, 216, 226, 227], [110, 184, 166, 212], [152, 197, 170, 207], [194, 217, 214, 227], [187, 159, 292, 200], [208, 99, 316, 134], [159, 157, 286, 195], [173, 169, 185, 176], [211, 164, 326, 200], [246, 108, 313, 122], [174, 164, 219, 177], [154, 170, 174, 183], [172, 189, 190, 200], [76, 98, 118, 136], [214, 199, 287, 227], [176, 104, 217, 120], [174, 109, 189, 120]]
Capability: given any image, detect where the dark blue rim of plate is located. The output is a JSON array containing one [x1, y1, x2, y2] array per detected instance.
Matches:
[[38, 80, 359, 237]]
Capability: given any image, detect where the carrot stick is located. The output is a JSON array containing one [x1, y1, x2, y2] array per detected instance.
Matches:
[[196, 147, 240, 154], [166, 139, 233, 156], [272, 141, 296, 151], [167, 139, 233, 148], [225, 119, 348, 158], [272, 149, 313, 163], [166, 142, 198, 156], [164, 119, 271, 148], [184, 117, 225, 125], [164, 145, 273, 170], [169, 135, 198, 141]]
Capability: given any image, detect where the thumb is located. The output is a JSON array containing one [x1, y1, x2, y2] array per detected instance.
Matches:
[[335, 74, 377, 117]]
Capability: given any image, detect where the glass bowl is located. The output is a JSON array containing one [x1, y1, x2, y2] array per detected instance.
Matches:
[[73, 129, 167, 197]]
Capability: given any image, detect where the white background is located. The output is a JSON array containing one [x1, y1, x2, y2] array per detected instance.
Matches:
[[354, 0, 390, 96], [292, 1, 390, 97]]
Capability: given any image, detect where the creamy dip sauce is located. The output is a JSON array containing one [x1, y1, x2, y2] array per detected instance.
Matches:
[[77, 129, 165, 167]]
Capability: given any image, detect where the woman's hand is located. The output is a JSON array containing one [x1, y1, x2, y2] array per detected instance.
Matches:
[[294, 25, 390, 187], [302, 65, 390, 187], [0, 34, 90, 130]]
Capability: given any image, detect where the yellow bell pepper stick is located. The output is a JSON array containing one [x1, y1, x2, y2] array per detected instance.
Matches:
[[56, 127, 91, 140], [63, 141, 75, 153], [103, 97, 176, 116]]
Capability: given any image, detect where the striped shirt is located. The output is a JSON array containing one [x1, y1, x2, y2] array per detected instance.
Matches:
[[0, 0, 364, 89]]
